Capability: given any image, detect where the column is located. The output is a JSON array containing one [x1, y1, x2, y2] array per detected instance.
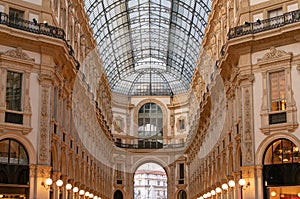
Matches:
[[36, 165, 52, 199]]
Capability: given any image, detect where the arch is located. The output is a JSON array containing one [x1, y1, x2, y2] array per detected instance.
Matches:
[[68, 156, 74, 179], [113, 190, 123, 199], [256, 132, 300, 165], [60, 149, 67, 175], [134, 99, 169, 139], [51, 143, 59, 171], [0, 132, 36, 164], [177, 190, 187, 199], [130, 157, 170, 176]]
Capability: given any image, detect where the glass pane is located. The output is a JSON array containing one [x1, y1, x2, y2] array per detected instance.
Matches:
[[282, 139, 292, 163], [293, 145, 299, 163], [9, 140, 19, 164], [272, 140, 282, 164], [6, 71, 22, 111], [0, 140, 9, 163], [19, 143, 29, 165]]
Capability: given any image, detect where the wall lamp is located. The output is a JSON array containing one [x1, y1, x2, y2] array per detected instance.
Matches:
[[56, 179, 63, 188], [239, 178, 250, 189], [79, 189, 85, 196], [41, 178, 53, 189]]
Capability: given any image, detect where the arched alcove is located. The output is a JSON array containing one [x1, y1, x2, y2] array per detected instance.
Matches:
[[113, 190, 123, 199], [177, 190, 187, 199]]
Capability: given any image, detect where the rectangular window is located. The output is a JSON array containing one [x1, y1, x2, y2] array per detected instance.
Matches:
[[6, 71, 22, 111], [268, 8, 283, 18], [117, 163, 122, 179], [269, 71, 286, 112], [9, 8, 24, 23], [179, 163, 184, 179], [179, 119, 185, 130]]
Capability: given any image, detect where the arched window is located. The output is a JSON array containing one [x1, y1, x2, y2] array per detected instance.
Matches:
[[138, 103, 163, 139], [0, 139, 29, 197], [114, 190, 123, 199], [178, 190, 187, 199], [0, 139, 29, 165], [263, 139, 300, 199], [263, 138, 299, 165]]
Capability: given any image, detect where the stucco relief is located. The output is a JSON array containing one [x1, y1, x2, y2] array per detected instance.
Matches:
[[243, 88, 253, 163], [1, 47, 35, 62], [258, 46, 291, 62], [39, 88, 50, 163]]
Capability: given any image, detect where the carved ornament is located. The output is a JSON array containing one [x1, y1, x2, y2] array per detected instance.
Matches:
[[0, 47, 35, 62], [258, 47, 291, 62]]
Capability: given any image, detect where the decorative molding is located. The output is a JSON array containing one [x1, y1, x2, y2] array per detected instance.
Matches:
[[258, 47, 290, 61], [39, 88, 50, 163], [243, 88, 253, 163], [0, 47, 35, 62]]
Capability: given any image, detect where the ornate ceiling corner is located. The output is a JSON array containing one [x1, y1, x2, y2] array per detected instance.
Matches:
[[1, 47, 35, 62]]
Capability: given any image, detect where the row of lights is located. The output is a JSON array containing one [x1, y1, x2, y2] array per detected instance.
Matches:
[[197, 178, 250, 199], [42, 178, 101, 199]]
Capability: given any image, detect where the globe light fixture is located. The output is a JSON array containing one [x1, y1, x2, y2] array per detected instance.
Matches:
[[79, 190, 85, 196], [216, 187, 222, 193], [73, 187, 79, 193], [228, 180, 235, 188], [66, 183, 72, 190], [56, 179, 63, 187], [222, 183, 228, 190]]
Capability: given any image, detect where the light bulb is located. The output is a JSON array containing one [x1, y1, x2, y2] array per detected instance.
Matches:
[[239, 178, 246, 186], [66, 183, 72, 190], [271, 191, 277, 197], [73, 187, 79, 193], [56, 179, 63, 187], [45, 178, 53, 186], [85, 191, 90, 197], [222, 183, 228, 190], [228, 180, 235, 188], [216, 187, 222, 193], [79, 190, 85, 195], [211, 190, 216, 195], [207, 192, 211, 197]]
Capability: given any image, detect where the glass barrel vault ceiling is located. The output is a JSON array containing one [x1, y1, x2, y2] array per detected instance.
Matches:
[[84, 0, 212, 96]]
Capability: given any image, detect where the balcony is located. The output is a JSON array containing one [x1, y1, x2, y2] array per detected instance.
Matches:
[[0, 12, 65, 39], [0, 12, 80, 69], [115, 139, 185, 149], [228, 9, 300, 40]]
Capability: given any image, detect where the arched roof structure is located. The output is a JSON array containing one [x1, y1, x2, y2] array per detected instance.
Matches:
[[84, 0, 212, 95]]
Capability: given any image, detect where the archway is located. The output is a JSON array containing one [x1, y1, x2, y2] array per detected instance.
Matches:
[[263, 138, 300, 198], [177, 190, 187, 199], [114, 190, 123, 199], [134, 163, 167, 199]]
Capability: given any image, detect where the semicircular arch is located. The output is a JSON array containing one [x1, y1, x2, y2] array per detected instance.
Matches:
[[256, 132, 300, 165], [134, 99, 169, 139], [0, 132, 37, 164]]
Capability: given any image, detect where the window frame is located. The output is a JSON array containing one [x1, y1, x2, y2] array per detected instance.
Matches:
[[267, 69, 287, 113]]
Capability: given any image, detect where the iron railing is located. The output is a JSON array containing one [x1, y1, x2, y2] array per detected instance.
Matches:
[[0, 12, 80, 70], [115, 141, 185, 149], [0, 12, 65, 39], [228, 9, 300, 40]]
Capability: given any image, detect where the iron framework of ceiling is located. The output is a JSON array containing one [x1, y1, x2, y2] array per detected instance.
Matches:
[[84, 0, 212, 96]]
